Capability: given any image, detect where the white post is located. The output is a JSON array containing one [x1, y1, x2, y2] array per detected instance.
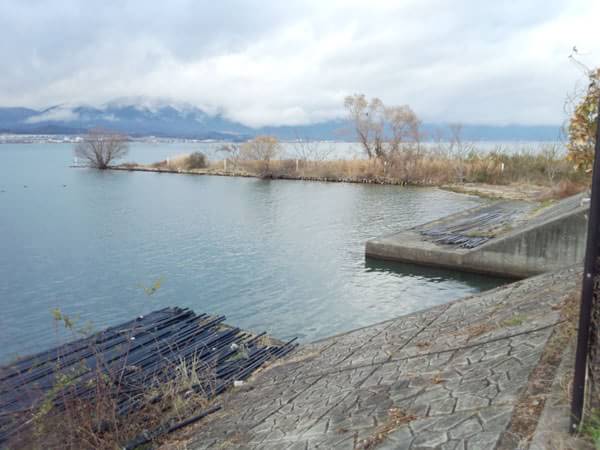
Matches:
[[296, 159, 299, 172], [224, 159, 227, 172]]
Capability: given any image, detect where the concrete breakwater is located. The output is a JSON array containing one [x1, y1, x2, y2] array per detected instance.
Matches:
[[366, 192, 589, 278]]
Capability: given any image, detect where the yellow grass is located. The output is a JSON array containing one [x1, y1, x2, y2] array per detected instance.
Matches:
[[129, 145, 589, 200]]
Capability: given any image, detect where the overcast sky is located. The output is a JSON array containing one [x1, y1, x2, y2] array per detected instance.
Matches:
[[1, 0, 599, 127]]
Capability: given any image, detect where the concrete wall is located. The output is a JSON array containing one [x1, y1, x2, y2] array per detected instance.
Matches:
[[462, 206, 588, 278], [366, 201, 589, 279]]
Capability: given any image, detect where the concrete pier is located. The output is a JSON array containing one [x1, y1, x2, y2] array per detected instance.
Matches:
[[366, 193, 589, 278]]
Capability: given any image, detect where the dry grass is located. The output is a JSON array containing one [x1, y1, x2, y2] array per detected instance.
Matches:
[[497, 290, 581, 449], [414, 341, 431, 350], [431, 372, 447, 385], [260, 146, 587, 191], [5, 351, 217, 450], [132, 144, 590, 201], [355, 407, 417, 449], [151, 153, 208, 172], [538, 179, 589, 201], [256, 152, 581, 191], [464, 322, 496, 339]]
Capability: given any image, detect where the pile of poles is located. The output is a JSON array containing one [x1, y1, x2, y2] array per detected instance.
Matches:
[[0, 307, 297, 446], [414, 204, 522, 249]]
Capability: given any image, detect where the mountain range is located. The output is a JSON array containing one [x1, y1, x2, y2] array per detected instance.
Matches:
[[0, 99, 563, 141]]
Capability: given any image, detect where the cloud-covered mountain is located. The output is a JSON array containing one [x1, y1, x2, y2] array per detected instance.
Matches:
[[0, 100, 252, 140], [0, 99, 562, 141]]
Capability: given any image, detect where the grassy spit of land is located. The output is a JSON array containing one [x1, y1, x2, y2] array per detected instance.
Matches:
[[115, 143, 589, 202]]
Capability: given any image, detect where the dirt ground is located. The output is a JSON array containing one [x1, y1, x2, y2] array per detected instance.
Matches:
[[441, 183, 551, 201]]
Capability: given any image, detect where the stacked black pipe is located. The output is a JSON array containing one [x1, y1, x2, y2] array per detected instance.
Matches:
[[414, 209, 517, 249], [0, 307, 297, 445]]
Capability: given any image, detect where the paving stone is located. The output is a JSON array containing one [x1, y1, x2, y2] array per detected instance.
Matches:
[[455, 394, 490, 411], [430, 412, 475, 432], [411, 431, 449, 448], [428, 398, 456, 416], [440, 440, 465, 450], [448, 417, 482, 439], [381, 427, 413, 450], [181, 266, 580, 449], [464, 431, 502, 450]]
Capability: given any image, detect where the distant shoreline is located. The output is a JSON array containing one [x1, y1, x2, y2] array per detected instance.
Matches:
[[102, 163, 558, 202]]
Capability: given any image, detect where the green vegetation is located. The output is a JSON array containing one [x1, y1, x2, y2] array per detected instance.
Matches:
[[138, 276, 163, 296], [581, 409, 600, 449], [501, 314, 525, 327]]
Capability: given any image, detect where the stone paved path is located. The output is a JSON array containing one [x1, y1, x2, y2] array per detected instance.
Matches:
[[181, 266, 579, 450]]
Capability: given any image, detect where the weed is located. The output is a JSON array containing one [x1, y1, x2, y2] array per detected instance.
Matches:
[[581, 410, 600, 448], [465, 323, 494, 338], [501, 315, 526, 327], [355, 408, 417, 449], [4, 311, 217, 450]]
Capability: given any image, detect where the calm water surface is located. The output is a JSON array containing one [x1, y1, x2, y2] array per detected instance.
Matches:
[[0, 143, 508, 362]]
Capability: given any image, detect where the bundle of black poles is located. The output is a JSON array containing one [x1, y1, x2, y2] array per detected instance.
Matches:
[[0, 307, 297, 446], [414, 208, 512, 249]]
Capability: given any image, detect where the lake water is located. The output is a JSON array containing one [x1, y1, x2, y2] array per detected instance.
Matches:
[[0, 143, 509, 362]]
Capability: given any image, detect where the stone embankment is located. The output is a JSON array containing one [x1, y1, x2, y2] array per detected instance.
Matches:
[[174, 266, 580, 449]]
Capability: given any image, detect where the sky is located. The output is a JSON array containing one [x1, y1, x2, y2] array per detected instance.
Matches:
[[1, 0, 599, 127]]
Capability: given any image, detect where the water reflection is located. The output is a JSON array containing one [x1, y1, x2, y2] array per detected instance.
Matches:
[[364, 257, 514, 290]]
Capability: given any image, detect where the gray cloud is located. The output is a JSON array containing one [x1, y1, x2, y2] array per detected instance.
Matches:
[[1, 0, 598, 126], [23, 105, 79, 123]]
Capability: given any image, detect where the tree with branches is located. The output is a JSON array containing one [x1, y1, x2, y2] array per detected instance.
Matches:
[[567, 66, 600, 172], [74, 129, 129, 169], [241, 135, 280, 173], [218, 143, 242, 171], [292, 133, 335, 161], [344, 94, 421, 160]]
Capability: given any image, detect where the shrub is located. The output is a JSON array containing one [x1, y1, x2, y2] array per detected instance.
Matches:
[[241, 136, 281, 174], [567, 67, 599, 172], [186, 152, 208, 170]]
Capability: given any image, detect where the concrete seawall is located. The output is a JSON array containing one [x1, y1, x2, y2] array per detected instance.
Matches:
[[366, 193, 589, 278], [183, 266, 581, 449]]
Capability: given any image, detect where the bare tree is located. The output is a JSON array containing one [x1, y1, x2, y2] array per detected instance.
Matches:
[[343, 94, 387, 159], [448, 123, 471, 182], [241, 135, 281, 173], [385, 104, 421, 157], [292, 133, 335, 161], [74, 129, 129, 169], [540, 143, 563, 183], [344, 94, 421, 160], [218, 143, 242, 171]]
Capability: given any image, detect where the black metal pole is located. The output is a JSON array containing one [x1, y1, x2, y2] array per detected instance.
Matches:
[[571, 98, 600, 431]]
